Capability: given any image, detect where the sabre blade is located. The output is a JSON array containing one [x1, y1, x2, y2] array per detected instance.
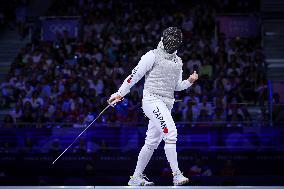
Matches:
[[52, 104, 111, 164]]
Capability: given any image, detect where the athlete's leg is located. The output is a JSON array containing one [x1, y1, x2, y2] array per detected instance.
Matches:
[[142, 99, 189, 185], [142, 99, 180, 173], [133, 120, 162, 176], [129, 120, 159, 186]]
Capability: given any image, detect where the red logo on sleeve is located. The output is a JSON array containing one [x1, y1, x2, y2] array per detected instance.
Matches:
[[127, 68, 138, 83], [163, 127, 168, 133]]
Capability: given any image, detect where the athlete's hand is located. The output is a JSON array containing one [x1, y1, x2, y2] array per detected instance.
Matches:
[[188, 71, 198, 83], [108, 93, 123, 107]]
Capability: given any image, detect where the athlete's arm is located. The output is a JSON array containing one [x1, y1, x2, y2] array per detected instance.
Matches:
[[108, 51, 155, 104], [175, 69, 198, 91]]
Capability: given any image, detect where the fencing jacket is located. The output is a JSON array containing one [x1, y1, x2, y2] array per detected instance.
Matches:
[[117, 41, 192, 107]]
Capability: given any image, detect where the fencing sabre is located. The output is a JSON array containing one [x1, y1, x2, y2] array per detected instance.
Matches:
[[52, 98, 121, 164]]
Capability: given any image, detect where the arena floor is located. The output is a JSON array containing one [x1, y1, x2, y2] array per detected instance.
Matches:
[[1, 187, 284, 189]]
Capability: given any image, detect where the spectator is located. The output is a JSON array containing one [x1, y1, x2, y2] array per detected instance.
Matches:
[[227, 106, 244, 127], [9, 103, 22, 123], [197, 95, 213, 116], [212, 108, 226, 124], [197, 109, 212, 126], [187, 52, 201, 73]]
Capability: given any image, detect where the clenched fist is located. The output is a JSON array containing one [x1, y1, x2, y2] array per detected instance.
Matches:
[[188, 71, 198, 83]]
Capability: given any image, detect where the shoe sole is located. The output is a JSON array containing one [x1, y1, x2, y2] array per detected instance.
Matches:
[[174, 178, 189, 186], [128, 184, 155, 186], [128, 182, 155, 186], [144, 183, 155, 186]]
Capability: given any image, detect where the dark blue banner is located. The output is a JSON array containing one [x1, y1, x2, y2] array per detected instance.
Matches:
[[41, 18, 80, 41], [217, 15, 260, 38]]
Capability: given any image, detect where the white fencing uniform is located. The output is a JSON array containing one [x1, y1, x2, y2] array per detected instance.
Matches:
[[116, 41, 193, 180], [117, 41, 192, 149], [122, 28, 191, 185]]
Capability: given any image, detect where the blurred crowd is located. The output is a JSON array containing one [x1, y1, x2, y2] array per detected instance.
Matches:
[[0, 0, 29, 37], [0, 0, 271, 128]]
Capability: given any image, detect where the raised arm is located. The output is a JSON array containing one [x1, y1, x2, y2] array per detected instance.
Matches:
[[175, 69, 192, 91], [175, 69, 198, 91]]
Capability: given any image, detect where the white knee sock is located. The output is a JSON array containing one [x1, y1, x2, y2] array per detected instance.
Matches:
[[164, 143, 180, 173], [133, 145, 154, 176]]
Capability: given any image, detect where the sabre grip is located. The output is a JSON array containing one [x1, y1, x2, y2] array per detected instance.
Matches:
[[108, 92, 123, 107]]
